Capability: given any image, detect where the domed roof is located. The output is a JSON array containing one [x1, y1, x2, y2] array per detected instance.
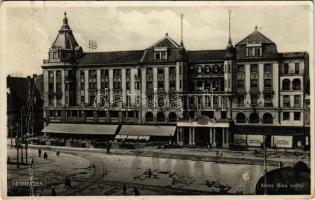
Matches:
[[50, 12, 80, 50]]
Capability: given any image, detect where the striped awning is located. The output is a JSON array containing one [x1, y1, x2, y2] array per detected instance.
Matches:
[[42, 123, 118, 135], [119, 125, 176, 137]]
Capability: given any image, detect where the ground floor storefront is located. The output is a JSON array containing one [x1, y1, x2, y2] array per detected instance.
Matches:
[[41, 122, 309, 150]]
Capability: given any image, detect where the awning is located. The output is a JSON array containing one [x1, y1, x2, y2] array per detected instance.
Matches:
[[42, 123, 118, 135], [119, 125, 176, 137], [138, 136, 150, 141], [115, 135, 127, 140]]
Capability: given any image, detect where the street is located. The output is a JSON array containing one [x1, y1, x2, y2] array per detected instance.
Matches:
[[7, 146, 280, 196]]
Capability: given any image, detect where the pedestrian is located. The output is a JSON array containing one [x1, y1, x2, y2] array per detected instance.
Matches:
[[107, 142, 111, 154], [134, 187, 140, 196], [122, 183, 127, 195], [30, 158, 34, 169], [44, 152, 48, 160], [220, 152, 223, 157], [56, 150, 60, 156], [148, 168, 152, 178], [207, 144, 210, 151], [51, 186, 56, 196], [216, 151, 219, 156], [38, 148, 42, 157], [65, 176, 71, 188]]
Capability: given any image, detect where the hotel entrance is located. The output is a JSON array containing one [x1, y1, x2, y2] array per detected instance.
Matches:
[[195, 127, 210, 147]]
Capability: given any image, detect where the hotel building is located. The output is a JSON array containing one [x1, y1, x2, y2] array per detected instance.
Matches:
[[42, 13, 310, 149]]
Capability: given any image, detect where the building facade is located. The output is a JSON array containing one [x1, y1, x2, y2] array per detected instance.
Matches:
[[42, 13, 310, 149]]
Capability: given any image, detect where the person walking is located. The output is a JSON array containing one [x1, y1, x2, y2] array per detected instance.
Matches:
[[51, 186, 56, 196], [56, 150, 60, 156], [122, 183, 127, 195], [30, 158, 34, 169], [44, 152, 48, 160], [134, 187, 139, 196], [38, 148, 42, 157]]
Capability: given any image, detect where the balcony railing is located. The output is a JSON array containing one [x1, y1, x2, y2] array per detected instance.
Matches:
[[264, 102, 273, 107], [250, 87, 259, 94], [283, 103, 291, 108], [237, 73, 245, 79], [250, 72, 258, 79], [146, 75, 153, 81], [264, 72, 272, 79], [157, 74, 164, 81], [169, 75, 176, 81], [263, 87, 273, 94], [236, 88, 246, 94]]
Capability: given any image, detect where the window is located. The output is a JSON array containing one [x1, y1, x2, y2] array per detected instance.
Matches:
[[294, 95, 301, 107], [158, 68, 164, 75], [294, 112, 301, 120], [251, 95, 257, 105], [113, 69, 120, 77], [237, 80, 244, 89], [145, 112, 154, 122], [53, 52, 57, 59], [146, 68, 153, 75], [283, 63, 289, 74], [249, 113, 259, 123], [292, 79, 301, 90], [205, 65, 210, 74], [251, 79, 258, 88], [154, 52, 161, 60], [197, 65, 202, 74], [264, 64, 272, 73], [221, 111, 227, 119], [282, 79, 290, 90], [48, 71, 54, 79], [157, 112, 165, 122], [250, 64, 258, 73], [264, 79, 272, 88], [283, 112, 290, 120], [86, 110, 94, 117], [264, 94, 272, 106], [283, 95, 290, 107], [236, 113, 246, 123], [237, 65, 245, 73], [169, 112, 177, 122], [237, 96, 244, 105], [295, 63, 299, 74], [81, 95, 85, 104], [263, 113, 273, 124], [49, 83, 54, 91], [98, 111, 106, 117]]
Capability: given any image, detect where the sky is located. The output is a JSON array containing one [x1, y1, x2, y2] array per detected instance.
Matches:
[[1, 2, 312, 77]]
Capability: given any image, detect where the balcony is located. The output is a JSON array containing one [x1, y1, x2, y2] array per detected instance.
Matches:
[[264, 72, 272, 79], [250, 87, 259, 94], [263, 87, 273, 94], [169, 75, 176, 81], [146, 75, 153, 81], [250, 72, 258, 79], [113, 88, 122, 94], [237, 73, 245, 79], [283, 103, 291, 108], [157, 74, 164, 81], [236, 88, 246, 94]]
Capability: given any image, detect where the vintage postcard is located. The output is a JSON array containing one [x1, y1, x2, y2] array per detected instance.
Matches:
[[0, 1, 313, 199]]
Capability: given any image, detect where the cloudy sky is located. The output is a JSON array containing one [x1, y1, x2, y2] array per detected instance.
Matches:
[[1, 2, 312, 77]]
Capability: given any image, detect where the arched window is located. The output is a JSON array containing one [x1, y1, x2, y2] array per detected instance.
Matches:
[[282, 79, 291, 90], [249, 113, 259, 123], [169, 112, 177, 122], [292, 79, 301, 90], [213, 65, 218, 74], [205, 65, 210, 74], [145, 112, 153, 122], [263, 113, 273, 124], [197, 65, 203, 74], [157, 112, 165, 122], [236, 113, 246, 123]]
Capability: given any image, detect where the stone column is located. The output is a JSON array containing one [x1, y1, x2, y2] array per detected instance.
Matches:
[[212, 128, 217, 147], [209, 128, 213, 145], [189, 127, 195, 145], [222, 128, 226, 147]]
